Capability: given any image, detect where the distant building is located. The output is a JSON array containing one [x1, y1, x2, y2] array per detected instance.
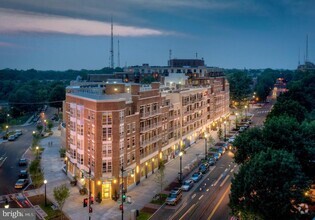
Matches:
[[297, 61, 315, 72], [168, 58, 205, 67], [64, 60, 229, 201], [272, 78, 288, 99]]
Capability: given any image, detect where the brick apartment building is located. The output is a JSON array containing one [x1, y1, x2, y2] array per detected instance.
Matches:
[[65, 70, 229, 201]]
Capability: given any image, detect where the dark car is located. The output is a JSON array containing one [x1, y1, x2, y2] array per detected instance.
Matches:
[[19, 170, 28, 178], [199, 165, 207, 174], [208, 157, 216, 166], [18, 159, 27, 166], [15, 179, 29, 189]]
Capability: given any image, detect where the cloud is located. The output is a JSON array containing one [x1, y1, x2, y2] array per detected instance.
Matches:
[[0, 8, 168, 37], [0, 41, 18, 48]]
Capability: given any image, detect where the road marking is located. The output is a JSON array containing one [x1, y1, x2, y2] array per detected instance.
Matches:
[[179, 203, 196, 220], [207, 185, 231, 220], [191, 194, 196, 199], [206, 189, 209, 192], [230, 168, 234, 173], [219, 175, 230, 188], [199, 195, 204, 200], [213, 174, 223, 186]]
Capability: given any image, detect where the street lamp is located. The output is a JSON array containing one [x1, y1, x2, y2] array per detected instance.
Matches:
[[224, 121, 227, 141], [121, 166, 125, 220], [145, 162, 148, 178], [244, 105, 248, 120], [5, 125, 8, 134], [36, 146, 39, 159], [44, 179, 47, 206], [65, 157, 68, 175], [4, 198, 9, 209], [179, 151, 183, 185], [204, 133, 208, 160]]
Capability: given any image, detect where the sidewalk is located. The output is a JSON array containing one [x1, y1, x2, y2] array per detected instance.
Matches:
[[25, 126, 223, 220]]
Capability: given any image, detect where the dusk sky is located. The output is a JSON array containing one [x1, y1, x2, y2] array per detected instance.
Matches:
[[0, 0, 314, 70]]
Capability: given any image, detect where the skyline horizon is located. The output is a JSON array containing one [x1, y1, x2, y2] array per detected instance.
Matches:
[[0, 1, 314, 71]]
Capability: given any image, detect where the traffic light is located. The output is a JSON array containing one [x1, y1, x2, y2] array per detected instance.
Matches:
[[119, 204, 123, 210], [90, 196, 94, 204], [122, 194, 126, 202], [89, 206, 93, 213], [83, 198, 88, 207]]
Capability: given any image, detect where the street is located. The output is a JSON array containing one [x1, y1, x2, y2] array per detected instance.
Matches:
[[0, 124, 35, 195], [0, 107, 57, 196]]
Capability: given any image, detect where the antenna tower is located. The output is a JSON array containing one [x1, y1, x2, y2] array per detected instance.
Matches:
[[118, 37, 120, 68], [110, 17, 114, 69]]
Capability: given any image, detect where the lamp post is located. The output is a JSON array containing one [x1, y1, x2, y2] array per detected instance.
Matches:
[[179, 151, 183, 185], [5, 125, 8, 134], [4, 198, 9, 209], [244, 105, 248, 120], [235, 113, 238, 129], [121, 166, 125, 220], [36, 146, 39, 159], [6, 114, 10, 125], [145, 162, 148, 178], [65, 157, 68, 175], [204, 133, 208, 160], [224, 121, 227, 141], [44, 179, 47, 206]]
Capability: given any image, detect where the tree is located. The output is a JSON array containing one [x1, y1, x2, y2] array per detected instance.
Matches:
[[267, 99, 307, 123], [217, 127, 223, 140], [154, 161, 166, 197], [233, 127, 265, 164], [53, 184, 70, 212], [49, 85, 65, 113], [227, 72, 252, 104], [263, 116, 304, 154], [47, 120, 53, 131], [230, 149, 308, 219]]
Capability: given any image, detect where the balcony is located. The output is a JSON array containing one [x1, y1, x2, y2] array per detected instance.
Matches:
[[140, 135, 161, 147], [140, 110, 161, 118], [140, 122, 161, 132]]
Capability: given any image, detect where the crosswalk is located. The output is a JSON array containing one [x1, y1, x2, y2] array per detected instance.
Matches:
[[256, 110, 270, 114]]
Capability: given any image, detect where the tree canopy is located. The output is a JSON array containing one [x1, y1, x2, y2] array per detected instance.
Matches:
[[230, 149, 308, 220], [227, 72, 252, 104]]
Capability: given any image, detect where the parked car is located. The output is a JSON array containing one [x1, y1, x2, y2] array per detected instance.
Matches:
[[8, 135, 16, 141], [15, 179, 29, 189], [218, 147, 225, 155], [190, 172, 203, 182], [228, 136, 235, 143], [199, 164, 208, 174], [181, 179, 194, 191], [165, 189, 182, 205], [208, 152, 221, 160], [170, 187, 182, 195], [18, 158, 27, 166], [215, 142, 229, 150], [15, 130, 23, 136], [19, 170, 28, 178], [208, 157, 216, 166]]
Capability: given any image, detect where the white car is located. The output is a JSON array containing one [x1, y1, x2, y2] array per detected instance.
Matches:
[[181, 179, 194, 191]]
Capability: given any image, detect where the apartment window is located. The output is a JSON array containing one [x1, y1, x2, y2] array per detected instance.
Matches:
[[127, 124, 131, 134], [102, 127, 112, 141], [132, 122, 136, 133], [127, 153, 131, 164], [120, 111, 124, 122], [102, 113, 112, 125], [132, 136, 135, 147], [127, 138, 130, 149], [120, 125, 124, 137], [102, 160, 112, 173]]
